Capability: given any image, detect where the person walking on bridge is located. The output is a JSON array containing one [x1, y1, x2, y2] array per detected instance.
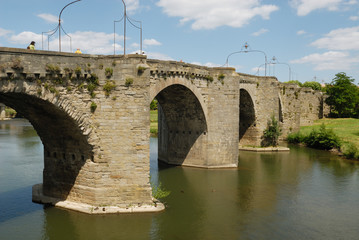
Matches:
[[27, 41, 35, 50]]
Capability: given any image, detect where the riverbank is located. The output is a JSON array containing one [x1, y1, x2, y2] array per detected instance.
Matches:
[[292, 118, 359, 160]]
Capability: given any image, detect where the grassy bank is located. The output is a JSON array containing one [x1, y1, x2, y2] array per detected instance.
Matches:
[[300, 118, 359, 148], [150, 110, 158, 136], [289, 118, 359, 160]]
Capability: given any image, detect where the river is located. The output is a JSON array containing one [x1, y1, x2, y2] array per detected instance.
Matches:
[[0, 119, 359, 240]]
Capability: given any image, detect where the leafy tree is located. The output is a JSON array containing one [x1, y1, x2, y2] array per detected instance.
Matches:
[[261, 114, 282, 147], [150, 99, 158, 110], [302, 81, 322, 90], [283, 80, 303, 87], [325, 72, 359, 118]]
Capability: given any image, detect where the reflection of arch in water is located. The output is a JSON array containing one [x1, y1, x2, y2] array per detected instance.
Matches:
[[239, 89, 257, 146], [151, 83, 208, 167], [0, 91, 96, 203]]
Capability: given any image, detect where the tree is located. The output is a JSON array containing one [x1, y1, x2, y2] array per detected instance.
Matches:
[[325, 72, 359, 118], [302, 81, 322, 90], [261, 114, 282, 147], [284, 80, 303, 87]]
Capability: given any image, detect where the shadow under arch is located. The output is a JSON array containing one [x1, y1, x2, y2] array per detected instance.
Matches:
[[0, 92, 94, 201], [153, 84, 208, 167], [239, 88, 257, 145]]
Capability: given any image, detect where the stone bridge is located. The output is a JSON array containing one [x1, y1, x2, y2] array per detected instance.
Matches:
[[0, 47, 324, 213]]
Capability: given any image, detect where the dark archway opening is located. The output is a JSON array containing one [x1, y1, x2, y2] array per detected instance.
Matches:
[[0, 93, 93, 201], [152, 84, 207, 166], [239, 89, 256, 145]]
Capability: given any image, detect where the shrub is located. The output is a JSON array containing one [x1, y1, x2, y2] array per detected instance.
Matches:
[[74, 66, 82, 75], [105, 67, 113, 78], [137, 66, 147, 74], [287, 131, 305, 144], [342, 143, 359, 159], [152, 182, 170, 200], [103, 80, 116, 96], [125, 78, 133, 87], [261, 115, 282, 147], [90, 102, 97, 113], [303, 124, 341, 150]]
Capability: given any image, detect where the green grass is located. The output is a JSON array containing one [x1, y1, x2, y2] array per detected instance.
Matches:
[[299, 118, 359, 148], [150, 110, 158, 136]]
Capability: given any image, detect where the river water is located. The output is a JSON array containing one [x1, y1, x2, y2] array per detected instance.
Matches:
[[0, 119, 359, 240]]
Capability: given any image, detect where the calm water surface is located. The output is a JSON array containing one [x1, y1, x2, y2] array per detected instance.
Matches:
[[0, 119, 359, 240]]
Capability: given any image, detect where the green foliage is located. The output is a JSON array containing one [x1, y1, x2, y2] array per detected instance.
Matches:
[[152, 182, 170, 200], [5, 107, 16, 118], [204, 75, 214, 82], [150, 99, 158, 110], [341, 143, 359, 159], [103, 80, 116, 96], [90, 101, 97, 113], [137, 66, 147, 74], [261, 115, 282, 147], [74, 66, 82, 75], [302, 81, 322, 90], [286, 131, 306, 144], [304, 124, 341, 150], [105, 67, 113, 78], [125, 78, 133, 87], [45, 64, 60, 74], [284, 80, 303, 87], [325, 72, 359, 118]]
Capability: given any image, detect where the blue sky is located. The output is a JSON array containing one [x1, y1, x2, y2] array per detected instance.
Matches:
[[1, 0, 359, 84]]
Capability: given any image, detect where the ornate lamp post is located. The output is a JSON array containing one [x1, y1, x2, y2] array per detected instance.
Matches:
[[58, 0, 81, 52], [225, 42, 268, 76], [269, 56, 292, 81], [114, 0, 142, 56]]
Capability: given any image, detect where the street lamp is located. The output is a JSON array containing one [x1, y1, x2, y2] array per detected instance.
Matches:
[[269, 56, 292, 81], [58, 0, 81, 52], [114, 0, 142, 56], [225, 42, 268, 76]]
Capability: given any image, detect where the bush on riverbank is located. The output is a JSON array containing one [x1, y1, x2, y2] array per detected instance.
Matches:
[[287, 123, 359, 160]]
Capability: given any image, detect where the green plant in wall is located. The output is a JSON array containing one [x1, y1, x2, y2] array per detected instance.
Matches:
[[99, 63, 104, 70], [137, 66, 147, 75], [103, 80, 116, 96], [151, 181, 171, 200], [218, 73, 225, 85], [204, 75, 213, 82], [125, 78, 133, 87], [90, 101, 97, 113], [86, 73, 99, 98], [105, 67, 113, 78], [45, 64, 60, 74], [74, 66, 82, 75]]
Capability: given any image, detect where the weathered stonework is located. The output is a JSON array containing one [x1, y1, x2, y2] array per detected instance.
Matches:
[[0, 47, 325, 213]]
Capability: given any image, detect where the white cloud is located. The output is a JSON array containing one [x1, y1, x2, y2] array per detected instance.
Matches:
[[37, 13, 58, 23], [7, 30, 123, 54], [311, 26, 359, 50], [252, 28, 269, 36], [350, 16, 359, 21], [146, 52, 173, 60], [0, 28, 12, 37], [291, 51, 359, 70], [297, 30, 306, 35], [143, 38, 162, 46], [156, 0, 278, 30], [126, 0, 140, 12], [290, 0, 356, 16]]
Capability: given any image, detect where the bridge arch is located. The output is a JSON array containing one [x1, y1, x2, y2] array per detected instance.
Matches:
[[0, 81, 99, 203], [239, 88, 257, 146], [150, 80, 208, 167]]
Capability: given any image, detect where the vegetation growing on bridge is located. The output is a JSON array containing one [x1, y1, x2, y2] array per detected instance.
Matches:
[[261, 115, 282, 147], [103, 80, 116, 96]]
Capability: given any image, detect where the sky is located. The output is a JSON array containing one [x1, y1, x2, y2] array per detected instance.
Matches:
[[1, 0, 359, 84]]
